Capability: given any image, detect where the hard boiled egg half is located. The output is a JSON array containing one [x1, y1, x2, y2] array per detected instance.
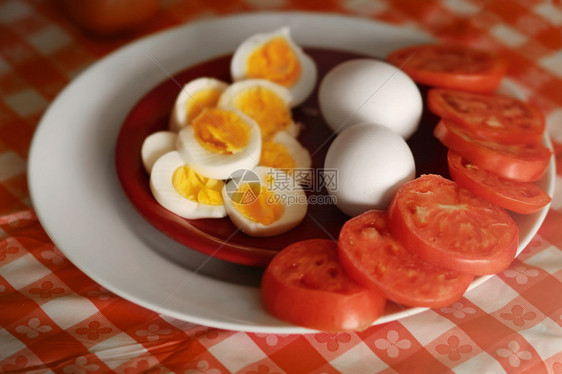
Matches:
[[169, 77, 229, 132], [219, 79, 298, 139], [141, 130, 177, 173], [176, 107, 261, 180], [259, 130, 311, 174], [222, 166, 307, 237], [230, 27, 317, 106], [150, 151, 227, 219]]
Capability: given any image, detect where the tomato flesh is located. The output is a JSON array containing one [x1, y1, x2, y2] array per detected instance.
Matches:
[[388, 175, 519, 275], [386, 44, 506, 93], [428, 89, 545, 144], [448, 150, 551, 214], [338, 210, 474, 308], [434, 120, 551, 182], [261, 239, 386, 331]]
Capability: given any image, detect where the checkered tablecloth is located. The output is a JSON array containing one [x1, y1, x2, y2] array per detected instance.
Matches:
[[1, 0, 562, 372]]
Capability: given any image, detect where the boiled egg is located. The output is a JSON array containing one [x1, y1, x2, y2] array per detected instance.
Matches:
[[218, 79, 299, 139], [318, 59, 422, 139], [176, 107, 261, 180], [230, 27, 317, 106], [150, 151, 226, 219], [141, 131, 177, 173], [259, 130, 311, 175], [324, 123, 415, 216], [169, 77, 229, 132], [222, 166, 307, 237]]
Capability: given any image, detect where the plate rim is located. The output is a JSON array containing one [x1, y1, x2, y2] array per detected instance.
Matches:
[[27, 11, 555, 334]]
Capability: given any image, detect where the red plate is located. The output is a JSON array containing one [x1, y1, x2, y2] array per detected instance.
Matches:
[[115, 49, 445, 266]]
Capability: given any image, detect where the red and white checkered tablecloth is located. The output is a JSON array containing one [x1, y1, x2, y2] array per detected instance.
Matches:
[[1, 0, 562, 372]]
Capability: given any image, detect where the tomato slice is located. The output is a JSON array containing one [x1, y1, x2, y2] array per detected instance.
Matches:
[[447, 150, 551, 214], [428, 88, 545, 144], [388, 175, 519, 275], [261, 239, 386, 331], [338, 210, 474, 308], [434, 120, 551, 182], [386, 44, 506, 93]]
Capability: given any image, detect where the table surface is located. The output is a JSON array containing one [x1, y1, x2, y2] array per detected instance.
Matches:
[[1, 0, 562, 373]]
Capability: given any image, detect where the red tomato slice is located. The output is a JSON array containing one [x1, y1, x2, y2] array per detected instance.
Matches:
[[434, 120, 551, 182], [428, 88, 545, 144], [386, 44, 506, 93], [338, 210, 474, 308], [388, 175, 519, 275], [448, 150, 552, 214], [261, 239, 386, 331]]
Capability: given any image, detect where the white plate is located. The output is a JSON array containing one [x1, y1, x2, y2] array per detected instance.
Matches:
[[28, 12, 555, 334]]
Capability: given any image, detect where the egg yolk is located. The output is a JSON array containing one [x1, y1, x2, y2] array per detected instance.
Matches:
[[233, 183, 284, 225], [259, 141, 296, 171], [185, 88, 222, 123], [246, 36, 301, 88], [231, 86, 292, 139], [192, 108, 251, 154], [172, 165, 224, 206]]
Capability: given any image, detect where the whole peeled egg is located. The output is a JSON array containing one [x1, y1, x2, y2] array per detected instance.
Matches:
[[318, 59, 422, 139], [324, 123, 415, 217]]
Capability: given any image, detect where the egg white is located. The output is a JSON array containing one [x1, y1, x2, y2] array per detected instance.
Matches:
[[218, 79, 299, 137], [169, 77, 229, 132], [141, 131, 177, 173], [230, 27, 317, 107], [176, 108, 262, 180], [222, 166, 307, 237], [149, 151, 227, 219]]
